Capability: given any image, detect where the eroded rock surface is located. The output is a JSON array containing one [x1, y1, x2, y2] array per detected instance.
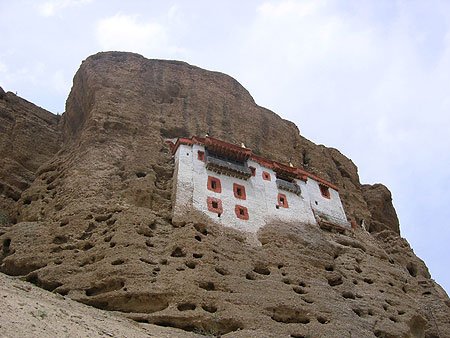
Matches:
[[0, 52, 448, 337]]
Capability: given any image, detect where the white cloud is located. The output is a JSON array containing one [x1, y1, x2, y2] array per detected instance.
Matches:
[[37, 0, 92, 17], [96, 13, 182, 57]]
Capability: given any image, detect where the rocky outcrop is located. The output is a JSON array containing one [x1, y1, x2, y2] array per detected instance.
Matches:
[[0, 52, 448, 337], [0, 89, 61, 223], [362, 183, 400, 234]]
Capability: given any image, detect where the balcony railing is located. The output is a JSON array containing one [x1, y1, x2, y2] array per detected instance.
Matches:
[[206, 155, 252, 179], [276, 179, 302, 195]]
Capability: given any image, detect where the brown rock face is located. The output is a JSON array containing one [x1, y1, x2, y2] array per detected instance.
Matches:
[[0, 89, 61, 223], [0, 52, 448, 337], [362, 183, 400, 234]]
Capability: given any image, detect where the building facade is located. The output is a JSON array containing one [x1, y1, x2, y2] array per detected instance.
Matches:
[[169, 136, 349, 234]]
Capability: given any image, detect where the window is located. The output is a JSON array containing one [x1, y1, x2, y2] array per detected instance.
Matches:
[[262, 171, 271, 181], [319, 184, 330, 199], [233, 183, 246, 200], [235, 205, 249, 220], [207, 197, 223, 215], [249, 166, 256, 177], [207, 176, 222, 193], [197, 150, 205, 161], [277, 193, 289, 208]]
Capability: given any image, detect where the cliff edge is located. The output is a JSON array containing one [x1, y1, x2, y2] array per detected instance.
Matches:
[[0, 52, 448, 337]]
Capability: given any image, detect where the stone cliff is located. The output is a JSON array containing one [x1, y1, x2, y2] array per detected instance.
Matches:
[[0, 52, 448, 337]]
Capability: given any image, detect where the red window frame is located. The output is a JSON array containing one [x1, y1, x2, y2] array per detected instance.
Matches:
[[235, 205, 249, 220], [277, 193, 289, 208], [319, 184, 331, 199], [197, 150, 205, 161], [262, 171, 271, 181], [233, 183, 246, 200], [207, 176, 222, 193], [207, 197, 223, 214]]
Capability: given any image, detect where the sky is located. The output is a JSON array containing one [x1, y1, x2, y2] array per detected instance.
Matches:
[[1, 0, 449, 293]]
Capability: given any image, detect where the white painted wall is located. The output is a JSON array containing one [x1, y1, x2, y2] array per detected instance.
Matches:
[[172, 143, 349, 233]]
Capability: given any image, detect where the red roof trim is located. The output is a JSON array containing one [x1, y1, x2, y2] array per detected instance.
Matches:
[[168, 136, 338, 191]]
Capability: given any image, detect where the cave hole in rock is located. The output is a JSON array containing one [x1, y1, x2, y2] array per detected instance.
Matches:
[[52, 235, 68, 245], [94, 214, 112, 222], [139, 258, 156, 266], [291, 335, 306, 338], [111, 259, 125, 265], [389, 316, 398, 323], [302, 297, 314, 304], [83, 243, 94, 251], [282, 278, 291, 285], [246, 272, 256, 280], [25, 273, 62, 292], [59, 219, 69, 227], [353, 279, 358, 285], [388, 282, 394, 287], [317, 316, 328, 324], [104, 235, 112, 242], [2, 238, 11, 255], [106, 218, 116, 226], [406, 262, 417, 277], [355, 266, 362, 273], [342, 291, 355, 299], [253, 265, 270, 275], [194, 223, 208, 235], [160, 258, 168, 265], [270, 306, 310, 324], [177, 303, 196, 311], [298, 281, 306, 287], [152, 317, 243, 336], [368, 309, 374, 316], [193, 253, 203, 258], [353, 308, 364, 317], [327, 275, 343, 287], [422, 291, 432, 295], [278, 264, 284, 269], [325, 264, 334, 271], [171, 247, 186, 257], [145, 240, 154, 247], [363, 278, 374, 284], [402, 285, 408, 293], [109, 242, 116, 248], [202, 304, 217, 313], [85, 279, 125, 297], [185, 261, 196, 269], [398, 310, 405, 315], [136, 171, 147, 178], [382, 304, 388, 311], [293, 287, 307, 295], [199, 281, 215, 291], [215, 267, 229, 275], [194, 235, 202, 242]]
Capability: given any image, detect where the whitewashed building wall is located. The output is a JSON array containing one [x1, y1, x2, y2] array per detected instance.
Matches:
[[172, 142, 348, 233]]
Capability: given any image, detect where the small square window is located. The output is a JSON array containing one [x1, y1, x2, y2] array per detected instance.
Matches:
[[207, 197, 223, 215], [197, 150, 205, 161], [235, 205, 249, 220], [233, 183, 246, 200], [262, 171, 271, 181], [319, 184, 331, 199], [207, 176, 222, 193], [277, 193, 289, 208]]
